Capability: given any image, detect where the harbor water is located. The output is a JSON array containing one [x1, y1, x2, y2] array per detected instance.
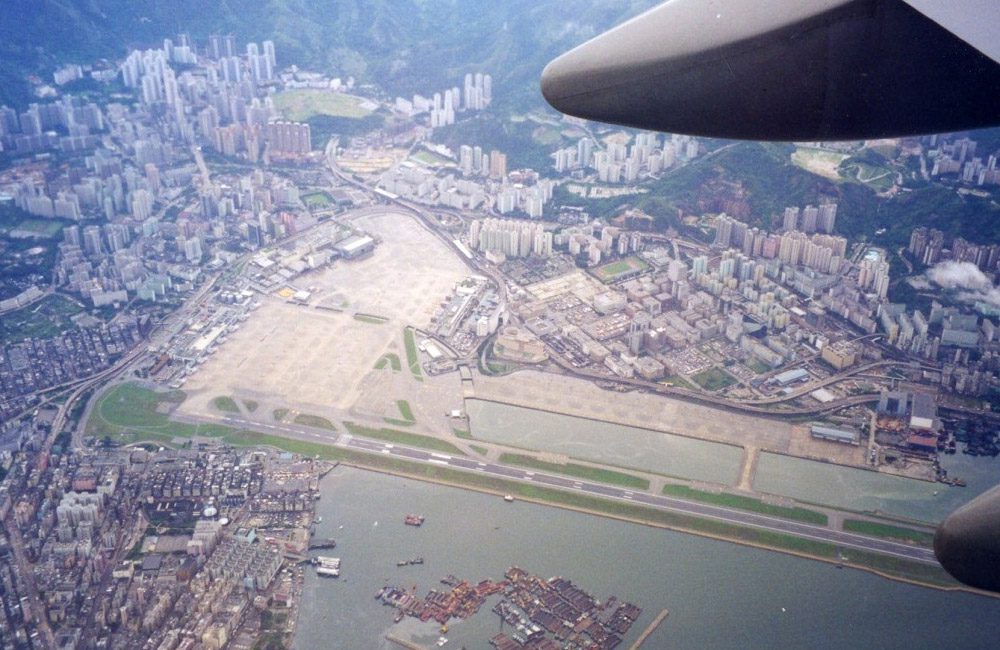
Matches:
[[464, 399, 744, 484], [293, 466, 1000, 650], [466, 399, 999, 523], [754, 450, 1000, 522]]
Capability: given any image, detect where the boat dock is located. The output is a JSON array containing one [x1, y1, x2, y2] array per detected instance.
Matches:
[[628, 608, 669, 649]]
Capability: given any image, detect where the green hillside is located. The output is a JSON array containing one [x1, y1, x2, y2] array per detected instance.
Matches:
[[0, 0, 661, 108]]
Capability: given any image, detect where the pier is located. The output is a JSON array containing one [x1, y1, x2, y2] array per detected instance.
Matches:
[[628, 608, 670, 649], [736, 445, 759, 491], [386, 635, 425, 650]]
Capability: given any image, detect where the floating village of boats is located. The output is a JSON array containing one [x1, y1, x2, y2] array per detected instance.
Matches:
[[376, 566, 642, 649]]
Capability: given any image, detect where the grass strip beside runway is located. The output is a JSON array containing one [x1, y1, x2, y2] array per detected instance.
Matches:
[[662, 485, 828, 525], [344, 422, 463, 455], [500, 453, 650, 490]]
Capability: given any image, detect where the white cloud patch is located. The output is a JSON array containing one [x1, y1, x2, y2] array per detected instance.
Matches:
[[927, 261, 990, 291], [927, 261, 1000, 308]]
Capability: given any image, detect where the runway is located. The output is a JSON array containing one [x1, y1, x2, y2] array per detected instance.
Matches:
[[203, 413, 938, 566]]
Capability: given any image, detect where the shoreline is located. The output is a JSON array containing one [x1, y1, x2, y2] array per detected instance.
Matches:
[[336, 461, 995, 599], [113, 416, 981, 598]]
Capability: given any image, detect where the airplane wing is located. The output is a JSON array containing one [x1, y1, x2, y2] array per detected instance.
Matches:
[[935, 486, 1000, 593], [541, 0, 1000, 593], [540, 0, 1000, 140], [903, 0, 1000, 65]]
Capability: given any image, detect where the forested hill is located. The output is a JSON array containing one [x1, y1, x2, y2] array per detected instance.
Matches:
[[0, 0, 659, 108]]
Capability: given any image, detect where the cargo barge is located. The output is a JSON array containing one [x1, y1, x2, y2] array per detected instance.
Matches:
[[314, 556, 341, 577], [308, 538, 337, 550]]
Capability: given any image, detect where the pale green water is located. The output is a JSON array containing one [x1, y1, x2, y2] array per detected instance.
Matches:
[[293, 467, 1000, 650], [753, 451, 1000, 523], [465, 399, 743, 484], [466, 399, 999, 523]]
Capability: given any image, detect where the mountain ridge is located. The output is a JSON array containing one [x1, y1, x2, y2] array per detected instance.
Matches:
[[0, 0, 660, 108]]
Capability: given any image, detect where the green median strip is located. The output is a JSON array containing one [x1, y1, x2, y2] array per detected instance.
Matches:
[[383, 399, 417, 427], [354, 313, 388, 324], [374, 353, 402, 371], [211, 396, 240, 413], [395, 399, 415, 422], [344, 421, 463, 455], [293, 414, 336, 430], [662, 485, 829, 525], [843, 519, 935, 546], [403, 327, 423, 379], [499, 453, 650, 491]]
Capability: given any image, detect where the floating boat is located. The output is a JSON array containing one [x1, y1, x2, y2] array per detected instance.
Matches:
[[309, 538, 337, 550], [504, 495, 515, 502], [437, 637, 449, 647], [315, 556, 341, 577], [404, 514, 425, 526]]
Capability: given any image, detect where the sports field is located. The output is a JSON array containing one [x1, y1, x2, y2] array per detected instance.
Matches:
[[592, 256, 650, 283], [302, 191, 333, 208], [11, 219, 65, 238], [410, 150, 451, 167], [272, 89, 373, 121]]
